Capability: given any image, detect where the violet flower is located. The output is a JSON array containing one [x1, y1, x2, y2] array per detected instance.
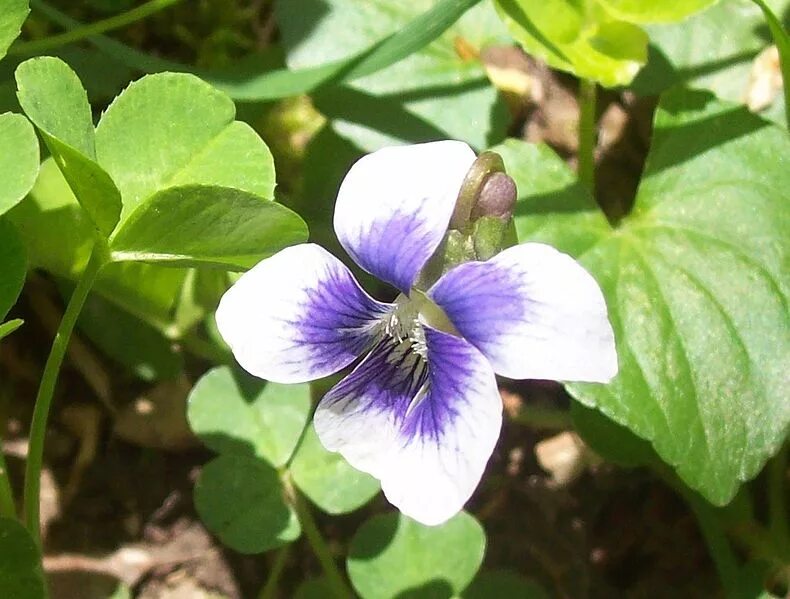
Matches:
[[216, 140, 617, 525]]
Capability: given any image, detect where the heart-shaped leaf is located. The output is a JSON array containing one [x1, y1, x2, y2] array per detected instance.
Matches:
[[0, 0, 29, 61], [348, 512, 486, 599], [194, 454, 300, 554], [109, 185, 308, 270], [0, 219, 25, 321], [95, 72, 277, 219], [562, 88, 790, 504], [0, 112, 38, 216], [15, 57, 122, 236], [187, 366, 311, 467], [290, 423, 380, 515], [0, 517, 46, 599]]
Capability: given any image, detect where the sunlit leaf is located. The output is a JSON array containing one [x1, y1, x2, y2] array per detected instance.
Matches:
[[596, 0, 718, 23], [0, 112, 38, 216], [564, 88, 790, 504], [109, 185, 308, 270], [0, 0, 29, 61], [15, 56, 122, 235]]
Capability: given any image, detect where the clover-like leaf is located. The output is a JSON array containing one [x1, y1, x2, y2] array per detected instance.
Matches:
[[494, 0, 648, 87], [0, 112, 38, 216], [188, 366, 311, 467], [276, 0, 510, 150], [347, 512, 486, 599], [290, 423, 380, 515], [95, 72, 277, 219], [562, 88, 790, 505], [194, 454, 300, 554], [15, 57, 122, 236], [109, 185, 308, 270], [596, 0, 718, 23], [0, 219, 25, 321], [0, 516, 46, 599], [0, 0, 29, 61]]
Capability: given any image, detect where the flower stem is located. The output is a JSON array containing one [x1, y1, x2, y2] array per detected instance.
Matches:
[[686, 493, 741, 597], [13, 0, 185, 55], [577, 78, 597, 193], [23, 243, 106, 544], [291, 486, 353, 599], [258, 545, 290, 599]]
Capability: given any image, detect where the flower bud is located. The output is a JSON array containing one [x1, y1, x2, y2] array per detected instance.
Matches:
[[471, 172, 517, 221]]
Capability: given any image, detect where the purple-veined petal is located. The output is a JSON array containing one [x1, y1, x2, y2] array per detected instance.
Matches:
[[334, 140, 476, 293], [429, 243, 617, 383], [216, 243, 392, 384], [313, 326, 501, 526]]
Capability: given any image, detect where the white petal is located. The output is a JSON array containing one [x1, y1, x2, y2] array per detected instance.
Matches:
[[429, 243, 617, 382], [216, 243, 391, 383], [314, 327, 501, 525], [334, 140, 476, 292]]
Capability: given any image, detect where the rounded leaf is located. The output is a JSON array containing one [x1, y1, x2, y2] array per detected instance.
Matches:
[[348, 512, 486, 599], [0, 219, 25, 321], [187, 366, 311, 467], [0, 517, 46, 599], [0, 113, 39, 217], [194, 455, 300, 554]]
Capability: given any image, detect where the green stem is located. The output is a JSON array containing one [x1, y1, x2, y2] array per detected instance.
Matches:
[[12, 0, 185, 55], [768, 445, 789, 557], [686, 494, 741, 597], [23, 243, 106, 543], [577, 78, 597, 193], [511, 406, 572, 431], [291, 487, 353, 599], [0, 450, 15, 519], [258, 545, 290, 599]]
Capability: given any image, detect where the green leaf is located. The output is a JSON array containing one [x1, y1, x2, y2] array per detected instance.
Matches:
[[494, 0, 648, 86], [194, 454, 300, 554], [0, 219, 25, 321], [0, 112, 38, 216], [0, 516, 46, 599], [347, 512, 486, 599], [565, 88, 790, 505], [277, 0, 509, 150], [8, 158, 188, 329], [0, 0, 28, 61], [187, 366, 311, 467], [109, 185, 308, 270], [0, 319, 23, 341], [462, 570, 549, 599], [95, 72, 276, 219], [751, 0, 790, 128], [34, 0, 487, 102], [15, 56, 122, 235], [290, 423, 380, 515], [631, 0, 789, 125], [492, 139, 610, 256], [595, 0, 718, 23]]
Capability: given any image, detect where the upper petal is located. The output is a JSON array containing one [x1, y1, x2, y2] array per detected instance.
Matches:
[[216, 243, 391, 384], [314, 326, 502, 526], [429, 243, 617, 383], [334, 140, 476, 292]]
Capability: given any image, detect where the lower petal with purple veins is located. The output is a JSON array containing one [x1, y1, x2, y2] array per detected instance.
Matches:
[[314, 326, 501, 526]]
